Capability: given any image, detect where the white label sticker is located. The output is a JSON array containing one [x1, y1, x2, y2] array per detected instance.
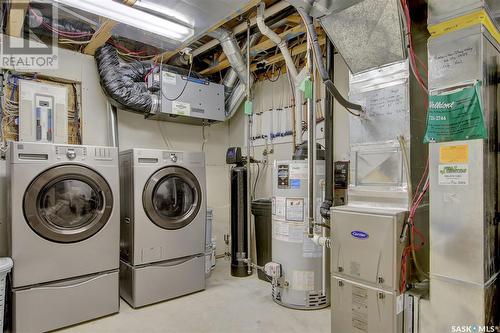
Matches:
[[396, 294, 404, 315], [163, 71, 177, 85], [289, 163, 308, 179], [274, 197, 286, 221], [439, 164, 469, 185], [171, 101, 191, 116], [292, 270, 315, 291], [272, 220, 304, 243], [286, 198, 304, 221]]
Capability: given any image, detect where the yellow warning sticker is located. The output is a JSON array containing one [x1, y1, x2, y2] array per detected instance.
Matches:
[[439, 145, 469, 163], [428, 9, 500, 44]]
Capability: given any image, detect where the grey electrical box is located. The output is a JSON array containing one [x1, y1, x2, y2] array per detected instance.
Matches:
[[149, 71, 225, 125], [331, 206, 407, 333], [331, 206, 407, 291]]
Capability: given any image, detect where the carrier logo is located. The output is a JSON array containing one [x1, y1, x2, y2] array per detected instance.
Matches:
[[351, 231, 369, 239]]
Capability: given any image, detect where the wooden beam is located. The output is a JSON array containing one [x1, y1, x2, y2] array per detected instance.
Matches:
[[83, 0, 136, 55], [285, 14, 302, 25], [200, 25, 307, 75], [155, 0, 262, 63], [250, 34, 326, 72], [6, 0, 29, 37]]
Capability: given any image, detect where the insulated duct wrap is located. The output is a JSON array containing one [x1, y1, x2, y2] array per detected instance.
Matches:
[[95, 44, 159, 114]]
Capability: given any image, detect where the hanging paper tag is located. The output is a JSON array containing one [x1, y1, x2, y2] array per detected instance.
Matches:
[[244, 100, 253, 115], [423, 81, 487, 143]]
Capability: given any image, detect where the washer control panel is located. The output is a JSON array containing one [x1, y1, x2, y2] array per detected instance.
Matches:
[[55, 146, 87, 161]]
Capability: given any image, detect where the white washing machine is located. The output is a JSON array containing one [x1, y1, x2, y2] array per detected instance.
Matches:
[[119, 148, 206, 308], [7, 141, 120, 332]]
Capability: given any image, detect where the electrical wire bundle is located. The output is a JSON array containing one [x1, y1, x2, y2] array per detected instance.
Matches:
[[1, 75, 20, 146], [108, 39, 158, 62], [401, 0, 428, 94], [398, 0, 430, 293], [28, 7, 94, 45]]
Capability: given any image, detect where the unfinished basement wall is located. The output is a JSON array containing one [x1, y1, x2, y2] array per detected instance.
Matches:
[[117, 112, 231, 255], [228, 54, 351, 199]]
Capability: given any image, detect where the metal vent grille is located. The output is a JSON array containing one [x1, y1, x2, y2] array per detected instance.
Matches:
[[307, 292, 328, 307]]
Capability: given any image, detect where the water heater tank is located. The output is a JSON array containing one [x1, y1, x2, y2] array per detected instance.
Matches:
[[271, 159, 329, 309]]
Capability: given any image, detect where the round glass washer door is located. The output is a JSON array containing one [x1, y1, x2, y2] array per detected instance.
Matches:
[[23, 165, 113, 243], [143, 166, 202, 230]]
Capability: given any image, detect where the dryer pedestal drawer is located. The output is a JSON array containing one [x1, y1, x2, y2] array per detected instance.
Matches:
[[12, 270, 119, 333], [120, 255, 205, 308]]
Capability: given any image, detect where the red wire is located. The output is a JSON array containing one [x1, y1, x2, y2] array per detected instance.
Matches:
[[29, 7, 93, 38]]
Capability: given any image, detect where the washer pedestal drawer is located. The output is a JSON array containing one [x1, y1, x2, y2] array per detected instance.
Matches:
[[12, 270, 119, 333], [120, 255, 205, 308]]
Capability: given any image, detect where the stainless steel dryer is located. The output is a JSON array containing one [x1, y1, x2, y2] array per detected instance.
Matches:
[[7, 141, 120, 333], [119, 148, 206, 308]]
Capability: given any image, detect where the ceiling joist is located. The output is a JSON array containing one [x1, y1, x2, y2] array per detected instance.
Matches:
[[200, 24, 307, 75], [250, 34, 326, 72], [6, 0, 29, 37], [83, 0, 137, 55], [154, 0, 261, 63]]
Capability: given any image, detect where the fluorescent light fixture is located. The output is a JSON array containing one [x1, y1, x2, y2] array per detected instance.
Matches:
[[133, 0, 193, 26], [53, 0, 194, 41]]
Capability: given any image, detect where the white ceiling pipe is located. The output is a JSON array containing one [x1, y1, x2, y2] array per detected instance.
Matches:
[[192, 1, 290, 57], [256, 1, 298, 82]]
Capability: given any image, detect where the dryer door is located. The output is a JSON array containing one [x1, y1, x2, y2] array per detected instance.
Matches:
[[143, 166, 202, 230], [23, 165, 114, 243]]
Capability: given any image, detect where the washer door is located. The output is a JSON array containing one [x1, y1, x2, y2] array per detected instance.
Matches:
[[143, 166, 202, 230], [23, 165, 113, 243]]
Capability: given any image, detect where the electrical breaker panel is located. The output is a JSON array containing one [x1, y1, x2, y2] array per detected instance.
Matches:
[[18, 80, 68, 144]]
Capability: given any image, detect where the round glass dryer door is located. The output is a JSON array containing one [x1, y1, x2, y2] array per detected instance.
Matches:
[[143, 166, 202, 230], [23, 165, 113, 243]]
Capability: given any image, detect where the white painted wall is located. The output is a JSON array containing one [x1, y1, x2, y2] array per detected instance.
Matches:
[[0, 41, 231, 257], [229, 54, 351, 199], [117, 111, 231, 253], [0, 38, 350, 261]]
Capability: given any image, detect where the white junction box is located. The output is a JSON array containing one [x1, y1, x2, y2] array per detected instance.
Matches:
[[18, 80, 68, 144]]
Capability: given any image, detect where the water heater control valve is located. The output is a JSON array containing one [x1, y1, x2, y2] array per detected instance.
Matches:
[[264, 262, 282, 279]]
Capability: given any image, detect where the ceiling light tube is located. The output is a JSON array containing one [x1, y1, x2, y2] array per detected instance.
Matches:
[[53, 0, 194, 41]]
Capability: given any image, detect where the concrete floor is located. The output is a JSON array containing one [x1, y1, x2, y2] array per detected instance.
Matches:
[[59, 260, 330, 333]]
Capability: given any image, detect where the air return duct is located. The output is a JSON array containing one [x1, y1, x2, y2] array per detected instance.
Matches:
[[288, 0, 406, 74]]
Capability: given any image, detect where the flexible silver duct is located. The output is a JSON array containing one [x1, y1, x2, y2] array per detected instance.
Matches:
[[209, 28, 258, 119], [209, 28, 254, 88]]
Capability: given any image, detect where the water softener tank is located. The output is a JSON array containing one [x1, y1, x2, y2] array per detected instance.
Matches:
[[271, 149, 329, 309], [230, 165, 251, 277]]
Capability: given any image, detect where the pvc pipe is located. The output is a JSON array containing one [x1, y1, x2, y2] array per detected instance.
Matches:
[[192, 1, 290, 57], [256, 2, 298, 82]]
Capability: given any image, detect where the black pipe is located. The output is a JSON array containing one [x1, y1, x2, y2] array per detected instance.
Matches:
[[320, 41, 335, 220], [95, 44, 158, 114], [297, 9, 363, 114]]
